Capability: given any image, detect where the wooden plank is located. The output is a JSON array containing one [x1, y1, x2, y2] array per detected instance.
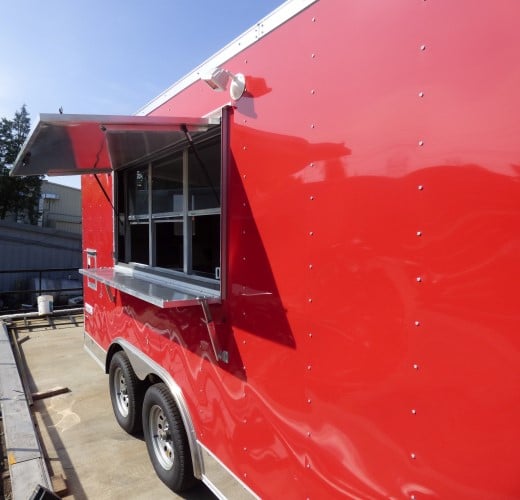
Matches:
[[0, 324, 39, 464], [2, 399, 41, 463], [10, 459, 50, 500], [32, 386, 70, 401], [0, 321, 52, 498], [52, 474, 69, 496]]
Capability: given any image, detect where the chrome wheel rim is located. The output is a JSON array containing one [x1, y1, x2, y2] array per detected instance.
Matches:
[[114, 366, 129, 417], [149, 404, 174, 470]]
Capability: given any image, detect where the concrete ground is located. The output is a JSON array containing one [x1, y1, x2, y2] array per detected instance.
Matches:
[[15, 315, 214, 499]]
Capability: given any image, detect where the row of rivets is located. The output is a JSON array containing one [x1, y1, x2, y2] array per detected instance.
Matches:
[[409, 34, 429, 487], [306, 16, 317, 467], [309, 19, 317, 144], [306, 152, 313, 410], [409, 6, 430, 495], [306, 162, 314, 401], [240, 149, 248, 344], [414, 164, 424, 445]]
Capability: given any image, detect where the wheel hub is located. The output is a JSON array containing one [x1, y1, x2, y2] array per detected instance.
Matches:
[[114, 367, 129, 417], [149, 404, 174, 470]]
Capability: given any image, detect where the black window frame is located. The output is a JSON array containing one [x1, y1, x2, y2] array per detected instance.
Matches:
[[115, 122, 225, 294]]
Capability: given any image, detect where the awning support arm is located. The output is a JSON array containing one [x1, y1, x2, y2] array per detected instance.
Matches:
[[93, 173, 117, 216], [181, 124, 220, 205]]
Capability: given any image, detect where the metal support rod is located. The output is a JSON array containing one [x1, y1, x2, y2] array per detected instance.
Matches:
[[0, 307, 84, 321], [199, 299, 228, 363], [104, 283, 116, 303]]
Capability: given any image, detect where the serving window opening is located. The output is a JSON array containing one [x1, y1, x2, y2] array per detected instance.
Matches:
[[116, 128, 222, 286]]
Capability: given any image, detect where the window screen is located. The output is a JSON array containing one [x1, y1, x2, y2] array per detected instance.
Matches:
[[116, 128, 222, 284]]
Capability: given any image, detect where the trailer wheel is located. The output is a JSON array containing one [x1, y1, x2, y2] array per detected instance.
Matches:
[[142, 383, 196, 492], [108, 351, 144, 435]]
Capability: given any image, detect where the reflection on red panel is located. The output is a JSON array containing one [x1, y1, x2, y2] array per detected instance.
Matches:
[[83, 0, 520, 497]]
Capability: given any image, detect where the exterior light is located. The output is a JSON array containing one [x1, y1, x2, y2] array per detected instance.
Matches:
[[201, 67, 246, 101]]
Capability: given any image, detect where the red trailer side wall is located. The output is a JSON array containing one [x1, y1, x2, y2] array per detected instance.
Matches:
[[83, 1, 520, 497]]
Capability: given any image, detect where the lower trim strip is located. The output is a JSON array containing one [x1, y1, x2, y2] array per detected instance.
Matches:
[[199, 443, 259, 500], [83, 330, 106, 371]]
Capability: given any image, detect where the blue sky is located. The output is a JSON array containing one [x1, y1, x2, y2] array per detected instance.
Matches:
[[1, 0, 283, 187]]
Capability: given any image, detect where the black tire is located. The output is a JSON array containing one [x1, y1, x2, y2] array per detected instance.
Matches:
[[142, 383, 196, 492], [108, 351, 144, 435]]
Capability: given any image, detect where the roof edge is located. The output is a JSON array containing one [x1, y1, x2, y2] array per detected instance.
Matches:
[[136, 0, 318, 116]]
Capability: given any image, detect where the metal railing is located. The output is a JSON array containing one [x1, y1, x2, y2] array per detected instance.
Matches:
[[0, 267, 83, 314]]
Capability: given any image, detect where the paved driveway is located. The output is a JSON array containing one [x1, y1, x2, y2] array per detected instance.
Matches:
[[16, 315, 214, 499]]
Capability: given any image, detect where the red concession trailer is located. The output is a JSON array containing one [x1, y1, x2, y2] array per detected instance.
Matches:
[[13, 1, 520, 497]]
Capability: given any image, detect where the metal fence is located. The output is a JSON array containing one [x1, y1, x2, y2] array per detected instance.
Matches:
[[0, 267, 83, 314]]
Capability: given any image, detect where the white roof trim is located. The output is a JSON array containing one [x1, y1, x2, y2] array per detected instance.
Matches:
[[136, 0, 318, 116]]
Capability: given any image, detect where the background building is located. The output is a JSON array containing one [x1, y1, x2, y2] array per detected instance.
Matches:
[[39, 181, 81, 235], [0, 181, 82, 311]]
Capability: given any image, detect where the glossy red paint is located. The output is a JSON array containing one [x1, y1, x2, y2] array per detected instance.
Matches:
[[82, 1, 520, 497]]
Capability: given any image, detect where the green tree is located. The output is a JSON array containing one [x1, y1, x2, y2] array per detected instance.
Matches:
[[0, 105, 42, 224]]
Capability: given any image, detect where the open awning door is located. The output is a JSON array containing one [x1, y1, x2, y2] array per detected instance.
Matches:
[[11, 113, 216, 176]]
